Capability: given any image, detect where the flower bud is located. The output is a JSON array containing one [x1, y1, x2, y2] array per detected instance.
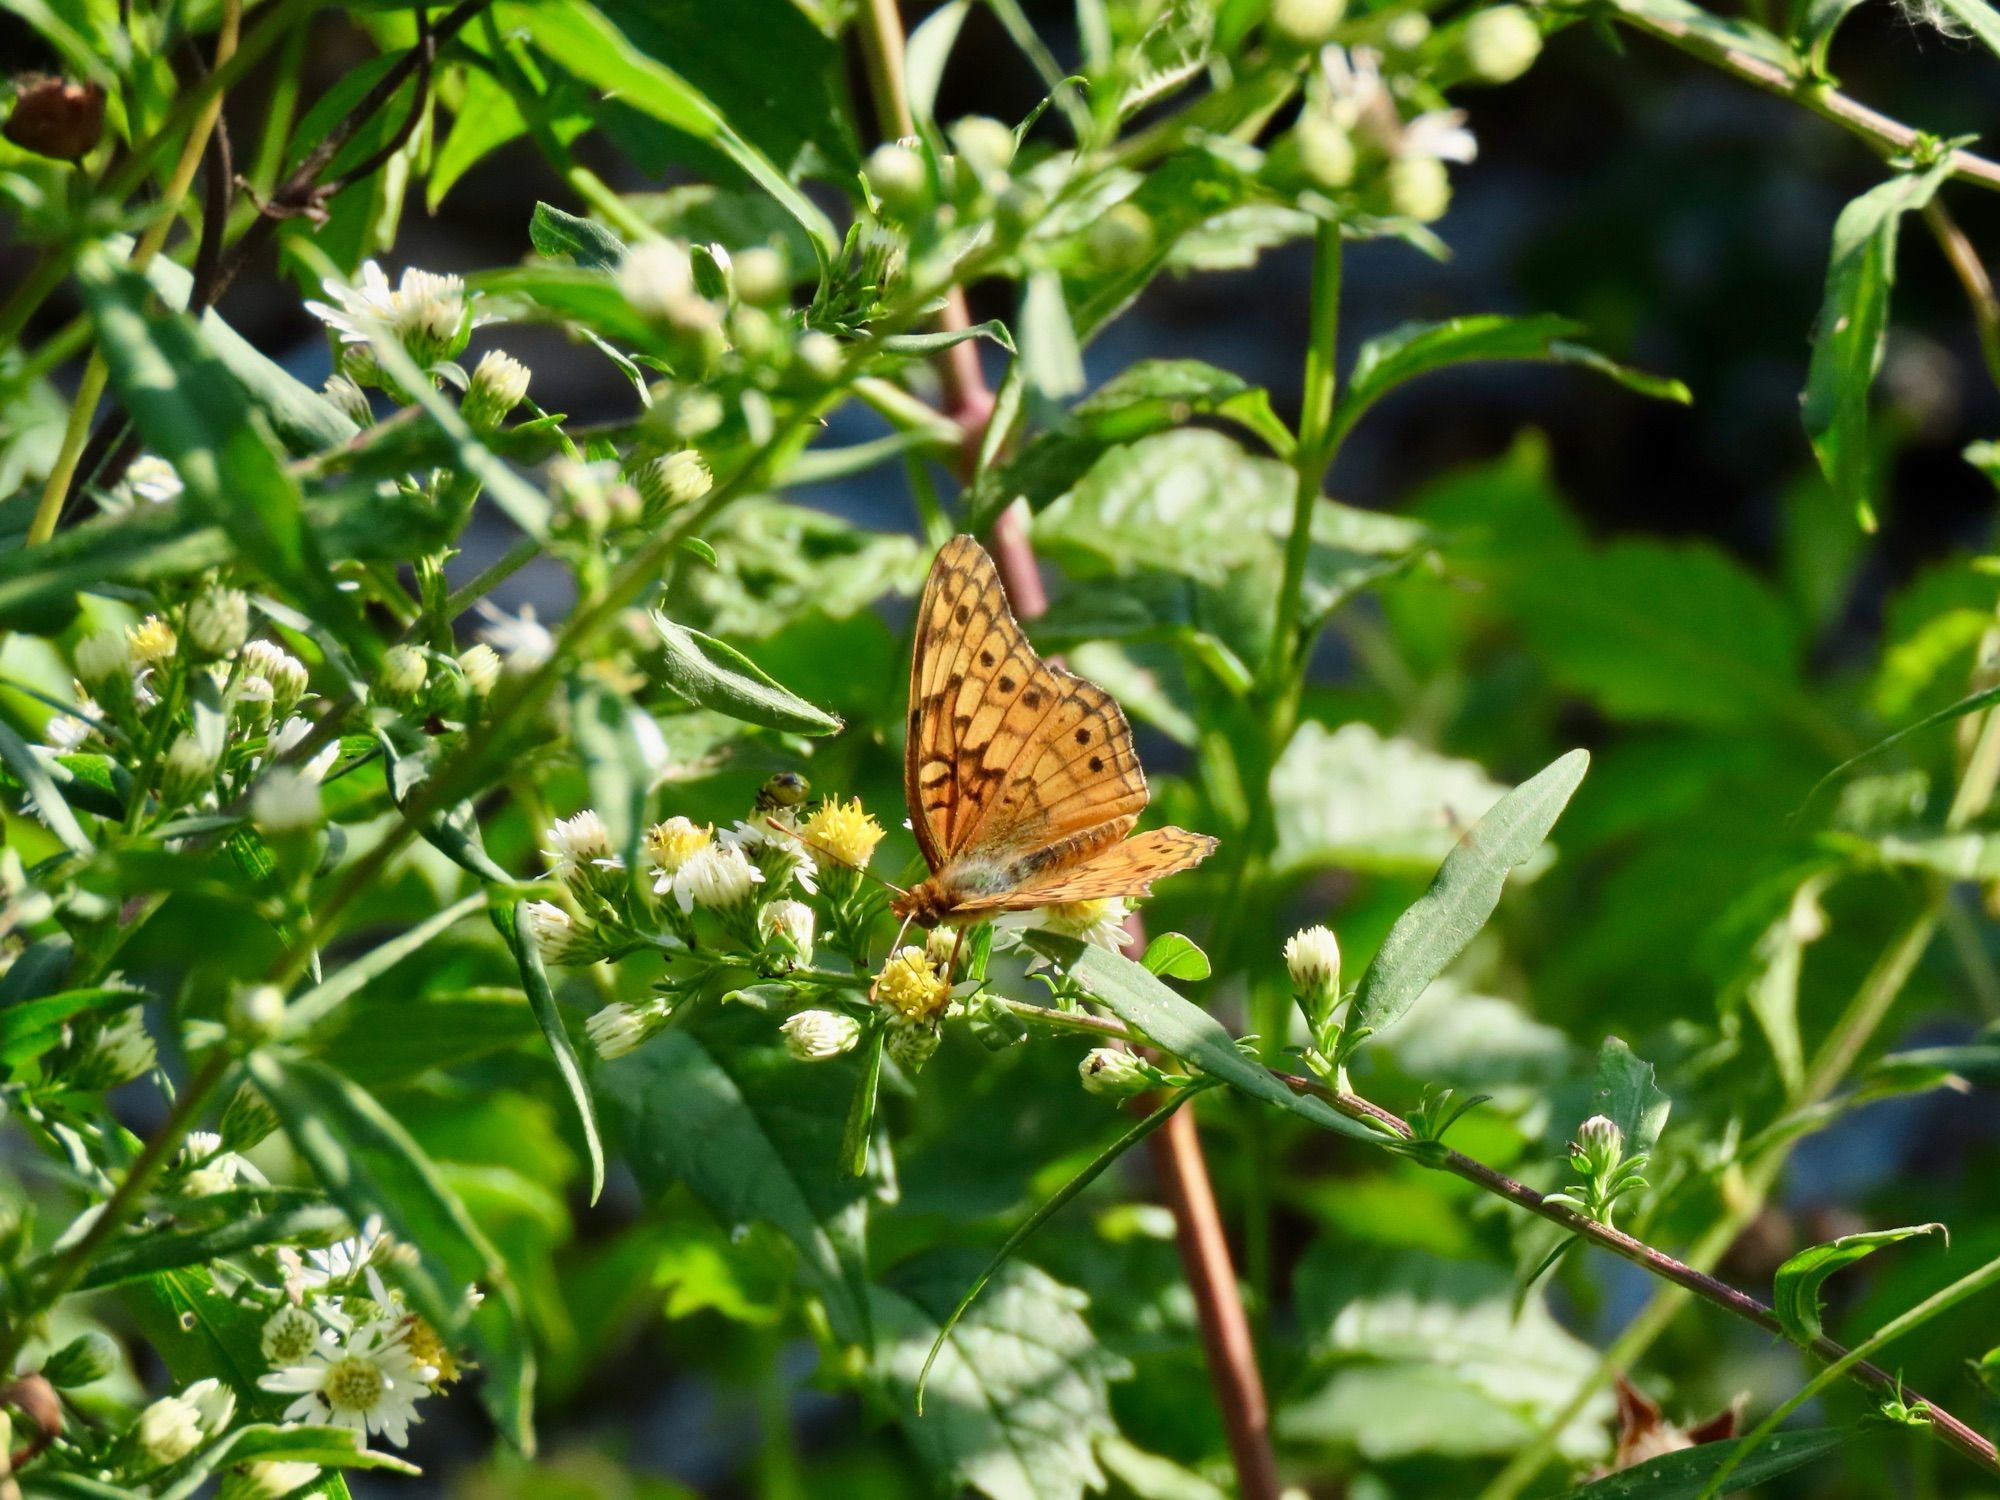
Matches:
[[884, 1016, 941, 1074], [462, 349, 531, 431], [378, 644, 429, 705], [634, 449, 713, 515], [995, 182, 1047, 237], [864, 142, 930, 218], [159, 732, 218, 807], [220, 1461, 324, 1500], [184, 1377, 235, 1434], [1386, 155, 1453, 222], [524, 899, 601, 966], [733, 246, 789, 305], [72, 1009, 155, 1089], [1079, 1046, 1150, 1097], [186, 588, 249, 660], [1571, 1114, 1625, 1178], [1294, 114, 1357, 189], [135, 1393, 204, 1465], [74, 628, 132, 695], [41, 1331, 118, 1388], [1461, 6, 1542, 83], [1283, 924, 1342, 1038], [228, 984, 286, 1045], [251, 766, 322, 832], [619, 240, 696, 314], [321, 372, 374, 427], [259, 1305, 319, 1365], [1085, 203, 1155, 271], [1266, 0, 1347, 50], [125, 455, 183, 505], [781, 1009, 861, 1061], [456, 643, 501, 698], [1385, 12, 1432, 47], [240, 641, 309, 712], [5, 76, 105, 161], [587, 1000, 664, 1061], [949, 115, 1015, 187], [220, 1083, 280, 1152], [793, 330, 845, 383], [761, 899, 816, 965]]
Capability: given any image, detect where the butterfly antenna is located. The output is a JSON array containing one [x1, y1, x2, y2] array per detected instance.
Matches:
[[869, 910, 919, 1002], [758, 816, 909, 898]]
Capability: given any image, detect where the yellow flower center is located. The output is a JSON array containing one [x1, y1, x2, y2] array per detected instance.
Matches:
[[323, 1356, 386, 1413], [800, 797, 885, 869], [645, 816, 712, 873], [127, 616, 178, 665], [875, 945, 950, 1022], [401, 1316, 458, 1385], [1047, 898, 1118, 933]]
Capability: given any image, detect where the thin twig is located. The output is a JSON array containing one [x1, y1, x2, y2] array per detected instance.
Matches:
[[1922, 198, 2000, 396]]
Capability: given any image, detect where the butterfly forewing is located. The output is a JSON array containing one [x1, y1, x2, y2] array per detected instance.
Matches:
[[903, 534, 1216, 921]]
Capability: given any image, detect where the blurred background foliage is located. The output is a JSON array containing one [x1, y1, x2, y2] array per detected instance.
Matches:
[[5, 1, 2000, 1498]]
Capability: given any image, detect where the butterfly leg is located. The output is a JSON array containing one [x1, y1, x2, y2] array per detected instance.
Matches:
[[941, 924, 966, 986]]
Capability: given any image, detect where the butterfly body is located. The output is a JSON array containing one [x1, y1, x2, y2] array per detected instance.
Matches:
[[893, 535, 1216, 929]]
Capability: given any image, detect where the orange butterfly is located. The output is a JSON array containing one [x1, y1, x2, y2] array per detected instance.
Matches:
[[890, 534, 1217, 932]]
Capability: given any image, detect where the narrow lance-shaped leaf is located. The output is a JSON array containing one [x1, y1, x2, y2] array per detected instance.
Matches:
[[247, 1052, 536, 1451], [158, 1423, 418, 1500], [493, 901, 606, 1206], [1930, 0, 2000, 55], [1800, 162, 1951, 525], [1555, 1426, 1847, 1499], [651, 612, 843, 734], [1344, 749, 1590, 1054], [1027, 936, 1376, 1141], [0, 718, 93, 858], [1773, 1222, 1946, 1345], [282, 892, 489, 1035]]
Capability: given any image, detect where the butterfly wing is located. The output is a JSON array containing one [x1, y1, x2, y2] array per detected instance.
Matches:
[[908, 536, 1148, 874], [949, 826, 1220, 914]]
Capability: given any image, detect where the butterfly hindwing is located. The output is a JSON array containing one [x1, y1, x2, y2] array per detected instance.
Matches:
[[952, 826, 1221, 914]]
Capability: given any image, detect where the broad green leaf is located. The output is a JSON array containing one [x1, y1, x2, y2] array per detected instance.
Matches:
[[0, 717, 92, 857], [1142, 932, 1211, 980], [1027, 936, 1376, 1141], [1285, 1247, 1612, 1461], [529, 200, 627, 270], [1345, 750, 1589, 1051], [158, 1423, 418, 1500], [472, 265, 661, 347], [877, 1253, 1126, 1500], [596, 1003, 876, 1344], [1095, 1438, 1230, 1500], [1334, 314, 1688, 448], [493, 900, 605, 1206], [970, 361, 1297, 527], [312, 986, 540, 1085], [1592, 1037, 1671, 1159], [1271, 721, 1511, 877], [651, 613, 843, 734], [496, 0, 837, 266], [75, 1201, 350, 1290], [248, 1053, 536, 1451], [1801, 163, 1952, 520], [1019, 268, 1087, 406], [1556, 1427, 1846, 1498], [74, 248, 377, 665], [283, 893, 490, 1035], [0, 984, 141, 1069], [1773, 1222, 1945, 1345]]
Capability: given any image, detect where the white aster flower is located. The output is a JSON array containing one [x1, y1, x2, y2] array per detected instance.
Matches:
[[296, 1217, 389, 1291], [183, 1376, 236, 1434], [586, 999, 667, 1061], [251, 767, 321, 832], [43, 711, 91, 753], [270, 716, 339, 783], [997, 897, 1132, 961], [1399, 108, 1477, 163], [675, 842, 764, 913], [542, 809, 623, 884], [258, 1316, 436, 1448], [1319, 45, 1395, 133], [305, 261, 488, 366], [474, 601, 555, 674], [261, 1304, 324, 1365], [722, 814, 818, 894], [135, 1392, 204, 1465], [76, 1008, 155, 1088]]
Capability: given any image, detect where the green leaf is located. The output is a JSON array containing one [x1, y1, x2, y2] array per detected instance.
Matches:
[[283, 893, 490, 1035], [970, 361, 1297, 527], [1555, 1427, 1847, 1498], [74, 247, 378, 664], [1605, 0, 1802, 70], [496, 0, 837, 266], [905, 0, 973, 121], [493, 901, 605, 1206], [1142, 932, 1211, 980], [597, 1003, 876, 1345], [1802, 678, 2000, 815], [1592, 1037, 1671, 1159], [651, 613, 843, 734], [1929, 0, 2000, 53], [1026, 937, 1376, 1141], [1334, 315, 1688, 449], [1271, 721, 1512, 877], [75, 1201, 350, 1290], [1801, 163, 1952, 520], [248, 1052, 536, 1451], [1773, 1223, 1945, 1345], [1727, 873, 1832, 1099], [0, 717, 92, 857], [664, 499, 925, 637], [529, 200, 628, 269], [1018, 268, 1087, 406], [0, 984, 141, 1070], [879, 319, 1016, 357], [877, 1253, 1126, 1500], [1345, 750, 1589, 1051], [158, 1423, 418, 1500]]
